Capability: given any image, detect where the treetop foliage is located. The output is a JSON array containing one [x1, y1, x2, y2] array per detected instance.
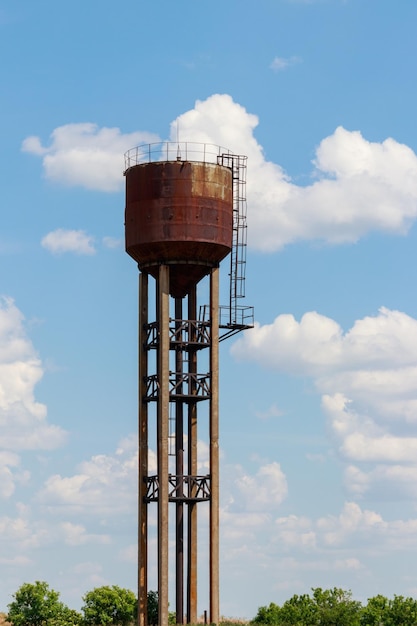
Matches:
[[82, 585, 136, 626], [146, 590, 159, 626], [6, 581, 417, 626], [251, 587, 417, 626], [7, 582, 136, 626], [7, 581, 82, 626]]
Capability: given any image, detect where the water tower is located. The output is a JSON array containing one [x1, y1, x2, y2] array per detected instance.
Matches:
[[124, 142, 253, 626]]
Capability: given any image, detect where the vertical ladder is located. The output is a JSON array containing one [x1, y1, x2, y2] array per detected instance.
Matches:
[[229, 155, 248, 325]]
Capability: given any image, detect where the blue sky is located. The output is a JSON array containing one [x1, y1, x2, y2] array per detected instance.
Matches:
[[2, 0, 417, 619]]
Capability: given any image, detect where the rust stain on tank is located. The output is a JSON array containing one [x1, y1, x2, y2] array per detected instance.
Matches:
[[125, 160, 233, 297]]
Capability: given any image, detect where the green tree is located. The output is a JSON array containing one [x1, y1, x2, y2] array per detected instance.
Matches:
[[278, 593, 318, 625], [49, 606, 83, 626], [82, 585, 136, 626], [251, 601, 281, 624], [252, 588, 361, 626], [360, 594, 417, 626], [360, 594, 389, 625], [312, 587, 361, 626], [141, 590, 176, 626], [146, 591, 158, 626], [7, 581, 80, 626], [387, 595, 417, 626]]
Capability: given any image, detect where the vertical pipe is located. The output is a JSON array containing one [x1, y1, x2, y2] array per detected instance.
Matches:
[[138, 272, 149, 626], [175, 298, 184, 625], [187, 286, 198, 624], [157, 265, 170, 626], [209, 267, 220, 626]]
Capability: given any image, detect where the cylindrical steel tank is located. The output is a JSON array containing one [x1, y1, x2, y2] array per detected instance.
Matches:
[[125, 160, 233, 297]]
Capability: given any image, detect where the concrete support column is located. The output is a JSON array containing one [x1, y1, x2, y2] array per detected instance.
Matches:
[[175, 298, 184, 625], [138, 272, 149, 626], [187, 286, 198, 624], [209, 267, 220, 626], [157, 265, 170, 626]]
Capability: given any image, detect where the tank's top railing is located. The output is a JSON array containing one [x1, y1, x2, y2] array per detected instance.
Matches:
[[124, 142, 235, 170]]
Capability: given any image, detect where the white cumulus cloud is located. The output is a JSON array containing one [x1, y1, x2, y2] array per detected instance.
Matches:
[[220, 500, 417, 599], [232, 306, 417, 498], [41, 228, 96, 255], [23, 95, 417, 250], [37, 438, 138, 514], [172, 95, 417, 250], [0, 297, 67, 452], [60, 521, 110, 546], [270, 56, 301, 71], [236, 461, 288, 511], [0, 451, 29, 498], [22, 123, 159, 192], [102, 236, 122, 250]]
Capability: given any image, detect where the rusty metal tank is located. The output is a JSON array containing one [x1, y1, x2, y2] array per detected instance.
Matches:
[[125, 156, 233, 297]]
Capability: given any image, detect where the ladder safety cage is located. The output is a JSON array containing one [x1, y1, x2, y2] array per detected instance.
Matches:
[[218, 153, 248, 325]]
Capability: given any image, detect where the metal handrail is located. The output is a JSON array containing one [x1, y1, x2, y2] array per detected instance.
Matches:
[[124, 141, 234, 170]]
